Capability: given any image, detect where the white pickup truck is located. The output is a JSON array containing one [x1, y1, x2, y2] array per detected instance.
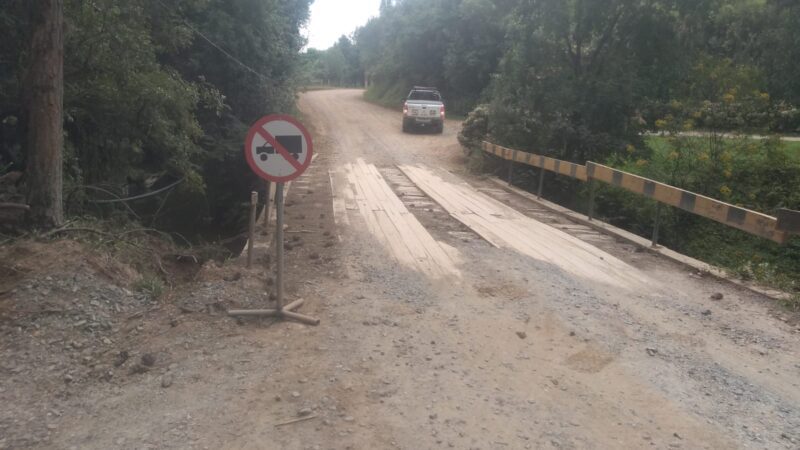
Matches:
[[402, 86, 445, 134]]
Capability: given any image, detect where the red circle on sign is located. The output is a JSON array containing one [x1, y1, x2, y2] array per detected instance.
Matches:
[[244, 114, 314, 183]]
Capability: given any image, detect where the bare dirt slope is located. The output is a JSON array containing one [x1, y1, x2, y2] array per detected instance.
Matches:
[[1, 89, 798, 450]]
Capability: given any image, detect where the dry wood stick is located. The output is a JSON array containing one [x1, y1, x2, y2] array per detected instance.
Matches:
[[274, 414, 317, 427]]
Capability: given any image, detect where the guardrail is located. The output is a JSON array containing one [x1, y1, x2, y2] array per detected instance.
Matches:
[[481, 141, 799, 245]]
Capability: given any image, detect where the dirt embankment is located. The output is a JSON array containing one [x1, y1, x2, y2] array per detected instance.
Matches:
[[0, 145, 342, 449]]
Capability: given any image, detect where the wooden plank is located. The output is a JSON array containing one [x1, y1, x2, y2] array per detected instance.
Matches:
[[400, 164, 651, 290], [358, 161, 442, 276], [342, 159, 460, 278]]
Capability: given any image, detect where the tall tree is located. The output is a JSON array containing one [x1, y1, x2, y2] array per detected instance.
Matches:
[[25, 0, 64, 227]]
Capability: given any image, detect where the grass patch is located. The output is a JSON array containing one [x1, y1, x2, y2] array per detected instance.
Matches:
[[363, 82, 407, 110], [133, 275, 165, 301], [645, 134, 800, 162]]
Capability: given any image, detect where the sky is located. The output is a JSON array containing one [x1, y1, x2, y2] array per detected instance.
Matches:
[[304, 0, 381, 50]]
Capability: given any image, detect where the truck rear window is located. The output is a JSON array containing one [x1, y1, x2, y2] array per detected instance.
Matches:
[[408, 91, 441, 101]]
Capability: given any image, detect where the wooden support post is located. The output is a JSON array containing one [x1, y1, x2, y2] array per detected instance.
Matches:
[[246, 191, 257, 268]]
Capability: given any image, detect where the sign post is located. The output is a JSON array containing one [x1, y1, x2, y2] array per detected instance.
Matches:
[[228, 115, 319, 326]]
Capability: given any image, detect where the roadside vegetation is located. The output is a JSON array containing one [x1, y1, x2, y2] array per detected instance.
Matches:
[[1, 0, 312, 244]]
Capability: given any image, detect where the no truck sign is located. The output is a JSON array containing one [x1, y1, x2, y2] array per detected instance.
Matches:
[[244, 114, 313, 183], [231, 114, 319, 326]]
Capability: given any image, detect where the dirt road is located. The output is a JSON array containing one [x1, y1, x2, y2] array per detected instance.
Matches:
[[3, 89, 799, 449]]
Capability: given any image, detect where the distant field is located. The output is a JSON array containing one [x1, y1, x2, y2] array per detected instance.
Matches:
[[645, 134, 800, 161]]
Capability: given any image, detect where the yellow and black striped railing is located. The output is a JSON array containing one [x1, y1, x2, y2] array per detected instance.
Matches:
[[483, 142, 587, 181], [481, 141, 798, 244]]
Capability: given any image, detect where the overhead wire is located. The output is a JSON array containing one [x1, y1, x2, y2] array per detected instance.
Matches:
[[153, 0, 271, 81]]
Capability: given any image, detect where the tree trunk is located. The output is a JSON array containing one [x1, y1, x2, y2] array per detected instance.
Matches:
[[25, 0, 64, 228]]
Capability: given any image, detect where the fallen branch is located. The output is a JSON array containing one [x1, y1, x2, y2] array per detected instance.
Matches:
[[43, 227, 114, 238], [0, 202, 30, 210], [274, 414, 317, 427], [116, 227, 193, 247]]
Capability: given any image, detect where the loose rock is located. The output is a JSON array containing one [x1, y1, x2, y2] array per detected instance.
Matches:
[[113, 351, 129, 367], [161, 374, 173, 388], [141, 353, 156, 367]]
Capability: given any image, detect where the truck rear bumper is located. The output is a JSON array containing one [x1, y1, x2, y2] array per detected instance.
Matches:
[[404, 117, 442, 127]]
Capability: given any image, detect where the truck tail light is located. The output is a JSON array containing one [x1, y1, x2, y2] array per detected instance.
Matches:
[[403, 102, 409, 115], [440, 105, 445, 119]]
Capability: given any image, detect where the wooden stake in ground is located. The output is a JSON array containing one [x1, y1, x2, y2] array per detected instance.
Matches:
[[25, 0, 65, 228]]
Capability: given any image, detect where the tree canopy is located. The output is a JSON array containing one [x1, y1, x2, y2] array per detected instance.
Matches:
[[335, 0, 800, 163], [0, 0, 312, 237]]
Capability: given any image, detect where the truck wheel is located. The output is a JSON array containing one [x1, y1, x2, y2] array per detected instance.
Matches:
[[436, 124, 444, 134]]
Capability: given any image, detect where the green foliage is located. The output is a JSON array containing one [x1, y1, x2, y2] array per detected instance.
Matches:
[[362, 80, 409, 109], [594, 134, 800, 294], [1, 0, 312, 241], [134, 275, 165, 300], [484, 0, 705, 163], [457, 104, 490, 152], [299, 36, 362, 87], [353, 0, 509, 115]]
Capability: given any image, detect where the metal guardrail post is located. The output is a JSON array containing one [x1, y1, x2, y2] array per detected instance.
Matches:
[[651, 203, 662, 247], [587, 179, 596, 221], [537, 166, 545, 199], [776, 209, 800, 234], [507, 159, 514, 185]]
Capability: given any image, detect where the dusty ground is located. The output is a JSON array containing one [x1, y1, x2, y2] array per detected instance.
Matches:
[[1, 89, 799, 449]]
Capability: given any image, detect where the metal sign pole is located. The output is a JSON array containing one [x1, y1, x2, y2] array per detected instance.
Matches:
[[264, 180, 272, 231], [275, 182, 285, 312]]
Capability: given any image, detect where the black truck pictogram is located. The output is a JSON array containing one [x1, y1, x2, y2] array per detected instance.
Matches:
[[256, 135, 303, 161]]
